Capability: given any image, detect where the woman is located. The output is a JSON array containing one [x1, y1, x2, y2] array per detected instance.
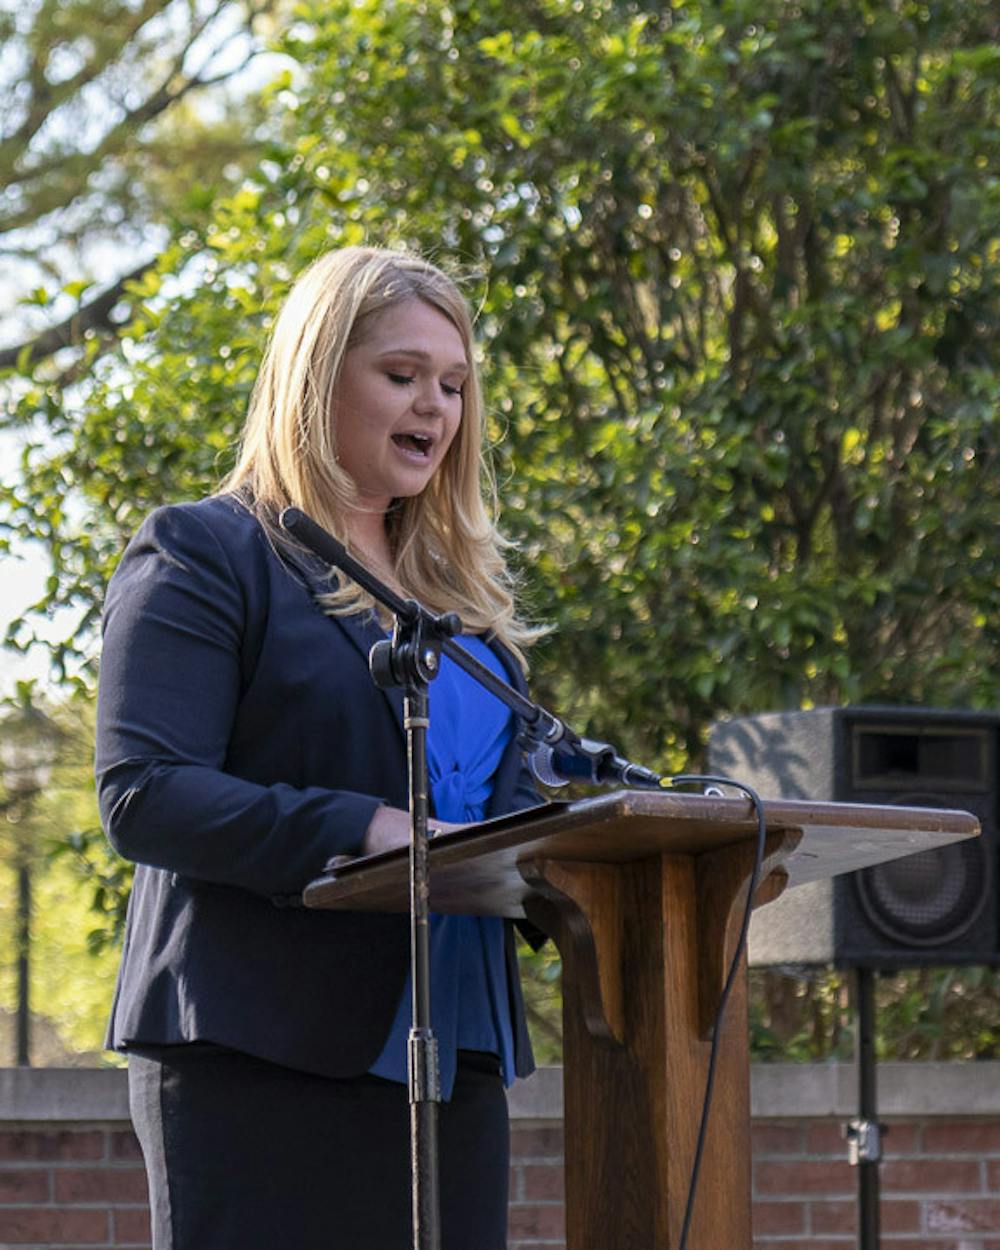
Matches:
[[96, 246, 544, 1249]]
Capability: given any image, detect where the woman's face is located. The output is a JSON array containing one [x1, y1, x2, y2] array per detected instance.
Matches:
[[333, 298, 467, 513]]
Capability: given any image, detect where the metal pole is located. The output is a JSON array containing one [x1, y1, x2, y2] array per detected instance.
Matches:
[[846, 966, 882, 1250], [405, 685, 441, 1250], [15, 857, 31, 1066]]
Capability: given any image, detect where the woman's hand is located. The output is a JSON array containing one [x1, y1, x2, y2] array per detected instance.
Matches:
[[359, 806, 465, 857]]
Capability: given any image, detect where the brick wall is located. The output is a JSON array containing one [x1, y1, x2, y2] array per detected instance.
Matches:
[[508, 1120, 565, 1248], [0, 1125, 148, 1248], [751, 1117, 1000, 1248], [4, 1065, 1000, 1248]]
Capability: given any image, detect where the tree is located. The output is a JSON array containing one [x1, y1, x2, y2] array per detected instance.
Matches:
[[8, 0, 999, 732], [3, 0, 999, 1057], [0, 0, 280, 371]]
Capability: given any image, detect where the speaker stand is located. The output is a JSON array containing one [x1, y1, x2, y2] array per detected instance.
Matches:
[[845, 966, 883, 1250]]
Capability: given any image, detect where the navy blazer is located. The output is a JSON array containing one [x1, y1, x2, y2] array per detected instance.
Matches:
[[96, 493, 541, 1079]]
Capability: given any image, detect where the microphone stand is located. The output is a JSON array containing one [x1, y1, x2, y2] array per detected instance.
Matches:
[[374, 606, 454, 1250], [279, 506, 662, 1250]]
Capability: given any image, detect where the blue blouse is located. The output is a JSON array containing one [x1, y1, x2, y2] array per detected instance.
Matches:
[[368, 636, 518, 1099]]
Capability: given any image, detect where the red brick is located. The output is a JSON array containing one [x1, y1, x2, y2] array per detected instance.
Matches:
[[802, 1123, 849, 1155], [109, 1131, 144, 1162], [924, 1123, 1000, 1154], [0, 1169, 49, 1202], [0, 1130, 104, 1162], [989, 1160, 1000, 1191], [927, 1198, 1000, 1233], [882, 1158, 981, 1193], [522, 1163, 564, 1201], [754, 1159, 854, 1196], [754, 1241, 854, 1250], [510, 1126, 564, 1159], [886, 1243, 1000, 1250], [815, 1195, 920, 1235], [113, 1205, 152, 1246], [751, 1123, 804, 1155], [882, 1122, 921, 1153], [0, 1206, 108, 1244], [882, 1200, 922, 1232], [811, 1200, 857, 1234], [507, 1203, 566, 1239], [54, 1167, 150, 1203], [751, 1200, 806, 1234]]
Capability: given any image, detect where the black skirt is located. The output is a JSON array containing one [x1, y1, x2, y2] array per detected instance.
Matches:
[[128, 1044, 509, 1250]]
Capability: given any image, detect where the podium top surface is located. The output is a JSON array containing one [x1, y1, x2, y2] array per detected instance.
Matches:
[[303, 789, 980, 918]]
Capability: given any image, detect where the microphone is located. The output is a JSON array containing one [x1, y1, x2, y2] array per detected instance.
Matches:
[[614, 757, 664, 788], [527, 744, 569, 789], [525, 731, 662, 790]]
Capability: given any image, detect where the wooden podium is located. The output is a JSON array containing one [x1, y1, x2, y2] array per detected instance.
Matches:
[[303, 790, 979, 1250]]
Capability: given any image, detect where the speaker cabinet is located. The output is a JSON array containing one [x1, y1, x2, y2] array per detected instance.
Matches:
[[708, 706, 999, 968]]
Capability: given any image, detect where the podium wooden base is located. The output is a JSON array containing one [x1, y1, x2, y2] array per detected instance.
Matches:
[[523, 833, 796, 1250]]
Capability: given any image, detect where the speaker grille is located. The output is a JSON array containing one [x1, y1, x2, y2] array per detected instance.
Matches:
[[853, 792, 992, 948]]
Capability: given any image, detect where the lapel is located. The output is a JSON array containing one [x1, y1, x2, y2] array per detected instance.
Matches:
[[480, 634, 529, 815], [281, 544, 406, 736], [486, 634, 527, 695]]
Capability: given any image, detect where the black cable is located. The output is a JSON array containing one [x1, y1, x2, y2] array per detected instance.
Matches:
[[666, 772, 767, 1250]]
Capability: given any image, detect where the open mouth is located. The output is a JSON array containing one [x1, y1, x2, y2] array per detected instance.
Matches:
[[391, 432, 434, 458]]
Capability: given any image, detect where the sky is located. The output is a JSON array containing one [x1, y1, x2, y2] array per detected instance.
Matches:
[[0, 557, 53, 694], [0, 430, 63, 698]]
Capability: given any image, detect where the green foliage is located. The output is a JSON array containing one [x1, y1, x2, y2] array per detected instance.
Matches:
[[750, 966, 1000, 1062], [3, 0, 999, 1061], [517, 938, 564, 1065], [8, 0, 999, 740], [0, 691, 121, 1060]]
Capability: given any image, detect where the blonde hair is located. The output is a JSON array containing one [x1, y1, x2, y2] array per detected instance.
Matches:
[[221, 246, 534, 659]]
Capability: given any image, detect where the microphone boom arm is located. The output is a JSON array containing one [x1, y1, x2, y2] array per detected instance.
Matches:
[[279, 507, 662, 790]]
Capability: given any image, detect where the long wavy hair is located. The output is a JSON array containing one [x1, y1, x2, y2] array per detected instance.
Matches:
[[221, 246, 535, 659]]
